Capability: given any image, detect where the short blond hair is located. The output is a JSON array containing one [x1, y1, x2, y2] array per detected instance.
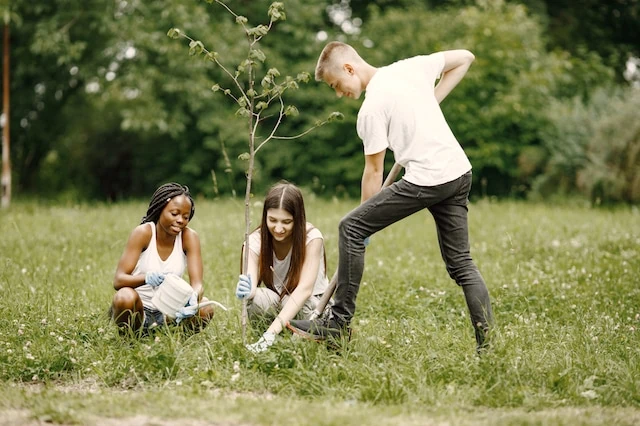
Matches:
[[315, 41, 362, 82]]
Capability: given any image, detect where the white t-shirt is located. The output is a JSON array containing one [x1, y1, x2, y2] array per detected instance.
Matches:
[[357, 52, 472, 186], [132, 222, 188, 309], [247, 223, 329, 296]]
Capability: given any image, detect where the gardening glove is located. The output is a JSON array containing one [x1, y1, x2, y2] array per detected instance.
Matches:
[[175, 291, 199, 324], [145, 271, 166, 287], [246, 332, 276, 354], [235, 274, 252, 300], [363, 236, 371, 247]]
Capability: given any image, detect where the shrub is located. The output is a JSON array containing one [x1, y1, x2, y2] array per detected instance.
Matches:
[[533, 87, 640, 204]]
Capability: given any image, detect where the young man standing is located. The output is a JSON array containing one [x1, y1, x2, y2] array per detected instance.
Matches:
[[288, 42, 493, 352]]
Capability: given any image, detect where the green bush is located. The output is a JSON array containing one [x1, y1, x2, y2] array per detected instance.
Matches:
[[533, 87, 640, 204], [580, 88, 640, 204]]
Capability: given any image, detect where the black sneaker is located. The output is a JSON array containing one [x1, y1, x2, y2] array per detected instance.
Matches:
[[287, 317, 350, 341]]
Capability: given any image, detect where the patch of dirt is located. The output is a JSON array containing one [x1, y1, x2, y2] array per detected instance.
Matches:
[[0, 410, 249, 426]]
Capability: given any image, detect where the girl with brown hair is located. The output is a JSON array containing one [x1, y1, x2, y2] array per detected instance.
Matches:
[[235, 181, 329, 353]]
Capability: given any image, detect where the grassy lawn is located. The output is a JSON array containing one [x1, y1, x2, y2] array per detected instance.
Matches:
[[0, 196, 638, 425]]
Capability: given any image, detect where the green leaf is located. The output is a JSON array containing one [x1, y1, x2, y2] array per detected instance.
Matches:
[[238, 59, 252, 76], [167, 28, 182, 39], [267, 68, 281, 78], [268, 2, 286, 22], [206, 51, 218, 62], [238, 152, 251, 161], [284, 105, 299, 117], [261, 75, 273, 88], [249, 49, 266, 63], [296, 72, 310, 83], [247, 25, 269, 37], [328, 112, 344, 122], [188, 40, 204, 56], [235, 108, 250, 118]]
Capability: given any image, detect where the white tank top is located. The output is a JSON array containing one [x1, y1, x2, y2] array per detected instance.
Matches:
[[248, 223, 329, 296], [132, 222, 187, 309]]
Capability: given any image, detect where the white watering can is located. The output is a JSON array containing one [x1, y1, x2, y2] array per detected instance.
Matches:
[[152, 273, 227, 319]]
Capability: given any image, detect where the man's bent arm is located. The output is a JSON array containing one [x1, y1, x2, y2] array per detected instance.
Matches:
[[434, 49, 475, 104], [361, 150, 386, 203]]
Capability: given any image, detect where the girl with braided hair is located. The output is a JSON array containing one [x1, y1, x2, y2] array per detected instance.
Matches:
[[111, 182, 214, 333], [235, 182, 330, 353]]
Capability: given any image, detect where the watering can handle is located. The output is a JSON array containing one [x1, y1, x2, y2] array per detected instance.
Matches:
[[195, 300, 228, 311]]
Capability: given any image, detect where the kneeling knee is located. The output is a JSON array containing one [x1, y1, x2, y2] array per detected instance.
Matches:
[[112, 288, 139, 312]]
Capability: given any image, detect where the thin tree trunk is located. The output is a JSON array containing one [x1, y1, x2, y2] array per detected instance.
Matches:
[[1, 24, 10, 208], [241, 73, 256, 345], [241, 138, 254, 345]]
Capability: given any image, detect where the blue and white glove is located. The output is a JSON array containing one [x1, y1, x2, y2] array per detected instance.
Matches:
[[235, 274, 252, 300], [363, 236, 371, 247], [145, 271, 166, 287], [246, 332, 276, 354], [175, 291, 199, 324]]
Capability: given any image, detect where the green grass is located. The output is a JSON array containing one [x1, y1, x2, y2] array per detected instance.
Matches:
[[0, 196, 639, 425]]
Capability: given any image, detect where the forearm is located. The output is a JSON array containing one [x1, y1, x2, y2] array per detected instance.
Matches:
[[361, 169, 383, 203], [113, 273, 146, 290], [266, 287, 313, 335], [434, 51, 474, 103], [239, 247, 260, 299], [434, 67, 470, 103]]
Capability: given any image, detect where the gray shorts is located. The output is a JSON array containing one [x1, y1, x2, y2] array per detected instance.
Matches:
[[247, 287, 329, 320], [143, 308, 166, 330]]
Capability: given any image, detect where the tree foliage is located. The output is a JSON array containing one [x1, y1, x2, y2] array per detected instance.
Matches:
[[1, 0, 636, 202], [534, 87, 640, 204], [343, 0, 613, 196]]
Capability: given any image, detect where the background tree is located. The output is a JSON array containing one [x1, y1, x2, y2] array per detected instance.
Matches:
[[2, 0, 636, 203], [1, 7, 11, 208], [528, 0, 640, 83], [534, 87, 640, 204], [0, 0, 20, 208], [312, 0, 613, 196], [344, 0, 640, 82]]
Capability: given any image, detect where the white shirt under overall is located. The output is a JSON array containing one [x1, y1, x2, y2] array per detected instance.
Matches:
[[357, 52, 472, 186], [247, 223, 329, 296], [132, 222, 187, 310]]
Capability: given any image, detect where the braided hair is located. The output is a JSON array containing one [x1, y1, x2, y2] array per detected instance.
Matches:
[[140, 183, 195, 224]]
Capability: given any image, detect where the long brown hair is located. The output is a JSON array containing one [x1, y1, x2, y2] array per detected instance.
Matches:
[[259, 182, 306, 298]]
